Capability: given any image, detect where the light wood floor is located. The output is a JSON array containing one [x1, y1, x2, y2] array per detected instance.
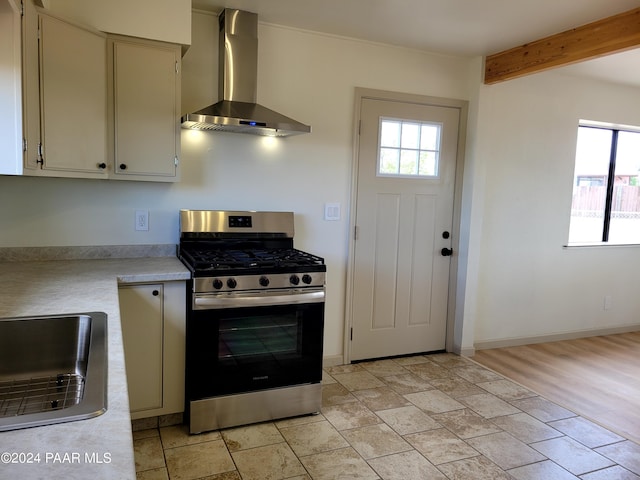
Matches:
[[472, 331, 640, 445]]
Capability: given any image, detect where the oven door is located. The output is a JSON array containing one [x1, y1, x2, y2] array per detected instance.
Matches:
[[186, 290, 324, 400]]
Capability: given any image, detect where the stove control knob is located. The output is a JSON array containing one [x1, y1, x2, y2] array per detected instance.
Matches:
[[227, 278, 237, 289], [302, 274, 313, 285], [289, 275, 300, 285], [212, 279, 223, 289], [259, 276, 270, 287]]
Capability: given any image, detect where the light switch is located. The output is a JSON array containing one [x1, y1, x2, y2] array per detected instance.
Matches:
[[324, 203, 341, 221]]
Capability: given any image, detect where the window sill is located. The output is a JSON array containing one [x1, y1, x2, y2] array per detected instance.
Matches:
[[564, 241, 640, 249]]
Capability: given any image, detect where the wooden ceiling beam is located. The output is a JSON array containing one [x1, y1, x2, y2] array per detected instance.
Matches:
[[484, 7, 640, 84]]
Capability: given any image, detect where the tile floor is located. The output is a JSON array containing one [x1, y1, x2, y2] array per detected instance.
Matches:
[[132, 353, 640, 479]]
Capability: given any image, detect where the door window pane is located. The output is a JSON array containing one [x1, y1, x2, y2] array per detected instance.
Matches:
[[420, 124, 440, 150], [418, 151, 438, 176], [400, 149, 418, 175], [377, 118, 441, 178], [380, 148, 400, 174], [401, 122, 420, 149], [380, 120, 400, 147]]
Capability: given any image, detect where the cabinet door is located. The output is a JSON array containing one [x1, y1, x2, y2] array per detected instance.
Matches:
[[111, 38, 180, 181], [119, 284, 164, 413], [21, 0, 39, 171], [161, 281, 186, 415], [38, 14, 107, 176], [0, 0, 22, 175]]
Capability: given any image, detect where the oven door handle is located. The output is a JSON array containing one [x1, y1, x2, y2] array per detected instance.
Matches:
[[194, 290, 325, 309]]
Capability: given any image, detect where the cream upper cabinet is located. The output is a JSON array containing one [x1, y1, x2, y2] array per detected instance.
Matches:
[[0, 0, 23, 176], [22, 6, 109, 178], [21, 0, 181, 182], [108, 36, 181, 182], [38, 14, 108, 176]]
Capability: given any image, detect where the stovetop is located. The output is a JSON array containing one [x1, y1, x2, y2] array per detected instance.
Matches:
[[178, 210, 326, 279], [180, 246, 325, 276]]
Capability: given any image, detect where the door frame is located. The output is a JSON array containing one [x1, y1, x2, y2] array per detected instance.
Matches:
[[344, 87, 469, 363]]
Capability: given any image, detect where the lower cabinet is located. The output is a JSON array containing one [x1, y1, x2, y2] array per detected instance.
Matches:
[[118, 281, 185, 419]]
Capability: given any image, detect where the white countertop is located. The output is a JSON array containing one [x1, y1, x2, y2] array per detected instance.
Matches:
[[0, 256, 190, 480]]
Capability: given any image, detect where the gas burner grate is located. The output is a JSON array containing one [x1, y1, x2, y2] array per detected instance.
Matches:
[[182, 248, 324, 271], [0, 373, 85, 417]]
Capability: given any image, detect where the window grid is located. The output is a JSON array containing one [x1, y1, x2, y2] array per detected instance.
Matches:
[[377, 118, 441, 178]]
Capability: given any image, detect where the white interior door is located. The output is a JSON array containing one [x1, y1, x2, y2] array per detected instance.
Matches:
[[350, 95, 460, 361]]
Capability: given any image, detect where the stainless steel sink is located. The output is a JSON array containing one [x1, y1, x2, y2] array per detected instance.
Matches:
[[0, 312, 107, 431]]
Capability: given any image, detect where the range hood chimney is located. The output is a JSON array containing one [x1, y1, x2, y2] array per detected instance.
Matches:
[[181, 9, 311, 137]]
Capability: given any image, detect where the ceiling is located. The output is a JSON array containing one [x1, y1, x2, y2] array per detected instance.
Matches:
[[191, 0, 640, 88]]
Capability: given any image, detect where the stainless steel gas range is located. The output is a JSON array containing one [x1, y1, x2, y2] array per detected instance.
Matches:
[[178, 210, 326, 433]]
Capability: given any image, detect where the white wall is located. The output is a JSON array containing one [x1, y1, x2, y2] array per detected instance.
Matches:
[[0, 10, 474, 361], [471, 70, 640, 348]]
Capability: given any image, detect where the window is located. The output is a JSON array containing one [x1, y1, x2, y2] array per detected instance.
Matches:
[[378, 118, 441, 177], [568, 122, 640, 244]]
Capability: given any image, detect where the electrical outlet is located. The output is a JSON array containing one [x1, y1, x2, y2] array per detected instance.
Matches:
[[603, 295, 612, 311], [135, 210, 149, 231]]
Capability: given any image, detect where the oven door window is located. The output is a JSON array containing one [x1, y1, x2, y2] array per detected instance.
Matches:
[[187, 302, 324, 398], [218, 314, 301, 360]]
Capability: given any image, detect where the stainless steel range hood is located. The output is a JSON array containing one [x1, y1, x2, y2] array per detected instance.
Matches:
[[181, 9, 311, 137]]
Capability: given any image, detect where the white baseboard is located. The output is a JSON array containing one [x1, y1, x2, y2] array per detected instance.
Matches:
[[474, 324, 640, 351], [457, 347, 476, 357], [323, 354, 344, 368]]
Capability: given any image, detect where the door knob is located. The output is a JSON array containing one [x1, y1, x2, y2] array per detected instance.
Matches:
[[441, 247, 453, 256]]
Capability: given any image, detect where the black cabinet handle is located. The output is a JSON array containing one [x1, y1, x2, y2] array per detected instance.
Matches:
[[152, 290, 159, 296], [441, 248, 453, 257], [119, 163, 127, 170], [97, 163, 106, 169]]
